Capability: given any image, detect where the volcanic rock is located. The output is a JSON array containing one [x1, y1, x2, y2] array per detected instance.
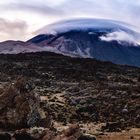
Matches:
[[0, 78, 50, 130]]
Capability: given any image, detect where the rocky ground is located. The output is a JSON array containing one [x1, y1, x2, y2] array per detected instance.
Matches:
[[0, 52, 140, 139]]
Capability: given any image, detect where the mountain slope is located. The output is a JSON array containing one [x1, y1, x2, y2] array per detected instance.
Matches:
[[0, 18, 139, 67], [0, 41, 41, 54], [29, 18, 140, 67], [0, 51, 139, 130]]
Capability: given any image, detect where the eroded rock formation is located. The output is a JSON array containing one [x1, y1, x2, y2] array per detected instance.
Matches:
[[0, 78, 50, 130]]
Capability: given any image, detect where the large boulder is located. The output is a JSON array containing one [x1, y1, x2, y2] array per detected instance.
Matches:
[[0, 78, 51, 130]]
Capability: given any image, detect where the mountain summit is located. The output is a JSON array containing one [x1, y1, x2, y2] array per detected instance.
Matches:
[[29, 18, 140, 67], [0, 18, 140, 67]]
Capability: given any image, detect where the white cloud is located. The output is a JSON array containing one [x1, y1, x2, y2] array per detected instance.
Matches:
[[100, 30, 140, 46]]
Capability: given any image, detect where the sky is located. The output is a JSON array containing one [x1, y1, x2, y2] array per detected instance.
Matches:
[[0, 0, 140, 41]]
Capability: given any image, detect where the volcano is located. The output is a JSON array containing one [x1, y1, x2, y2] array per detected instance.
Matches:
[[0, 18, 140, 67], [28, 18, 140, 67]]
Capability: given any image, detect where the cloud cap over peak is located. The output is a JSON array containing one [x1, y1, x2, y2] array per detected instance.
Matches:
[[0, 0, 140, 41]]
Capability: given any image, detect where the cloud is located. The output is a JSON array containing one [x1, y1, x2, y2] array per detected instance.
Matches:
[[58, 0, 140, 31], [1, 0, 140, 30], [0, 0, 140, 41], [0, 18, 28, 41], [0, 1, 65, 16], [100, 30, 140, 46]]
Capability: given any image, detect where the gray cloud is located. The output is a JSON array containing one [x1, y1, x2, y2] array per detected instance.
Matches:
[[0, 18, 28, 41], [0, 0, 140, 41], [19, 4, 64, 15], [1, 2, 65, 16], [57, 0, 140, 30], [1, 0, 140, 30]]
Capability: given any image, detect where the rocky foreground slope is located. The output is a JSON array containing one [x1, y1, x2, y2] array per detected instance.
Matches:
[[0, 52, 140, 139]]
